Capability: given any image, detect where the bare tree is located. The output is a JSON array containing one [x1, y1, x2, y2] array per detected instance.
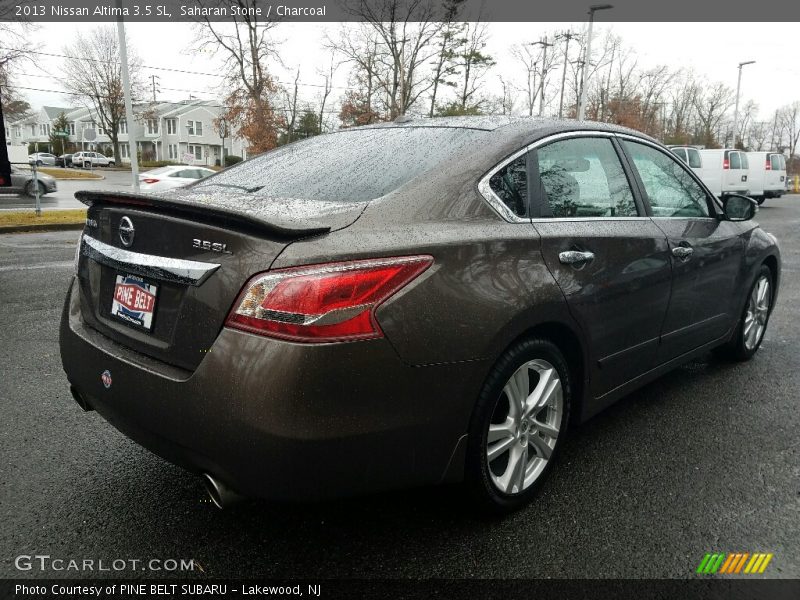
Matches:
[[340, 0, 446, 118], [693, 83, 733, 148], [451, 20, 495, 113], [510, 44, 539, 117], [0, 21, 38, 120], [316, 56, 337, 133], [778, 101, 800, 158], [62, 27, 142, 164], [194, 0, 282, 152], [427, 1, 464, 117], [283, 68, 301, 142], [748, 120, 770, 151]]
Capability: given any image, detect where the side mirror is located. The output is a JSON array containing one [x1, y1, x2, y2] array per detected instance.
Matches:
[[723, 194, 758, 221]]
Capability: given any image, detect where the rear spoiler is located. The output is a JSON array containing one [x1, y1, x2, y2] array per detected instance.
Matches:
[[76, 190, 332, 239]]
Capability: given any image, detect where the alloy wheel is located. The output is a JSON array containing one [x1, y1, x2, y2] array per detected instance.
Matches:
[[486, 359, 563, 495], [743, 275, 770, 351]]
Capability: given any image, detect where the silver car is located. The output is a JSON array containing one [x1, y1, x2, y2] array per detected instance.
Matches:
[[0, 165, 57, 197], [28, 153, 57, 166]]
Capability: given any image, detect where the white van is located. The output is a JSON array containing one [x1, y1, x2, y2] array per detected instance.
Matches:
[[696, 149, 750, 198], [745, 152, 786, 204], [669, 146, 704, 176]]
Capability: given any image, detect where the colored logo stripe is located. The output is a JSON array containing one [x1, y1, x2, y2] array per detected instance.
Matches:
[[698, 553, 773, 574]]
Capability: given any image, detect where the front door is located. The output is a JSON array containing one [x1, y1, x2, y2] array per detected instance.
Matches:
[[620, 139, 744, 363], [531, 135, 673, 398]]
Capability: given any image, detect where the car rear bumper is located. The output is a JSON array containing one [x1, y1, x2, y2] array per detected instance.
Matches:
[[59, 277, 483, 501]]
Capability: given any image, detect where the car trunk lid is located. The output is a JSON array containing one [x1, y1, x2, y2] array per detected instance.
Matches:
[[74, 190, 367, 371]]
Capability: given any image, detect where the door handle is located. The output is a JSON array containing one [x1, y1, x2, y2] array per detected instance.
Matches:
[[559, 250, 595, 265], [672, 246, 694, 259]]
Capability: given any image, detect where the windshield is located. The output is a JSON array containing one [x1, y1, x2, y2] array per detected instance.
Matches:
[[195, 127, 489, 202]]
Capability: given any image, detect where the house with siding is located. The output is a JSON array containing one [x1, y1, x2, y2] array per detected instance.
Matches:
[[4, 100, 248, 166]]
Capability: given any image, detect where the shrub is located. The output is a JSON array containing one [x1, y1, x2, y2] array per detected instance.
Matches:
[[224, 155, 243, 167]]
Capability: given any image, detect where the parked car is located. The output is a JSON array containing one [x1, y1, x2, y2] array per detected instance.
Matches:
[[28, 152, 57, 166], [138, 166, 216, 192], [0, 165, 57, 197], [61, 117, 780, 512], [72, 151, 115, 168], [745, 152, 786, 204], [56, 154, 74, 168]]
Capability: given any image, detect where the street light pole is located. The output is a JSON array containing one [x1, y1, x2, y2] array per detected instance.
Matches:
[[116, 0, 140, 192], [732, 60, 755, 149], [577, 4, 613, 121]]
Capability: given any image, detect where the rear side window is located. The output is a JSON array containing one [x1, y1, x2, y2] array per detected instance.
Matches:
[[624, 140, 710, 218], [195, 127, 487, 202], [535, 137, 637, 218], [687, 149, 702, 169], [489, 155, 528, 217]]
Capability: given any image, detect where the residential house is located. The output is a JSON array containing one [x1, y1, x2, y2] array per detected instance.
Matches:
[[5, 100, 248, 166]]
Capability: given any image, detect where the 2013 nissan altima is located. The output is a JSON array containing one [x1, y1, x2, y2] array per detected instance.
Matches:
[[60, 117, 780, 512]]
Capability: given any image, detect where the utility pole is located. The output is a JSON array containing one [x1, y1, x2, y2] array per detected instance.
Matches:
[[732, 60, 755, 149], [555, 31, 579, 119], [150, 75, 160, 103], [578, 4, 614, 121], [529, 37, 554, 117], [116, 0, 140, 192]]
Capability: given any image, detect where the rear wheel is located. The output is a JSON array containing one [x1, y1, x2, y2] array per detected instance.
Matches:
[[466, 338, 571, 513], [715, 265, 773, 361]]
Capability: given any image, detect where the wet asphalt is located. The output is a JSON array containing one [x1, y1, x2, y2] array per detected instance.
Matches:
[[0, 196, 798, 580]]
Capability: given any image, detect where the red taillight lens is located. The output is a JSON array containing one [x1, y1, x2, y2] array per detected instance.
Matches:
[[723, 159, 730, 170], [765, 157, 771, 170], [225, 256, 433, 342], [142, 178, 160, 184]]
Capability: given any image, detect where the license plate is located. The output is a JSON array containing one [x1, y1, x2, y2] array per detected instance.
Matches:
[[111, 274, 158, 331]]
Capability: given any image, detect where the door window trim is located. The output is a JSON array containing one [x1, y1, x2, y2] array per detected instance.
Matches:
[[478, 130, 653, 223]]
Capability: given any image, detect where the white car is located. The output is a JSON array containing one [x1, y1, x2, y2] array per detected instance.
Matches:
[[138, 166, 216, 192], [72, 151, 115, 168], [28, 152, 57, 166]]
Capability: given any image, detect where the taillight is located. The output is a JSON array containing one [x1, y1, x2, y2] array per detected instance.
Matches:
[[142, 178, 160, 184], [723, 159, 730, 170], [226, 256, 433, 342], [765, 157, 771, 170]]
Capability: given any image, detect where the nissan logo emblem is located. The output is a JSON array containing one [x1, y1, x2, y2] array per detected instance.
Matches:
[[118, 216, 135, 247]]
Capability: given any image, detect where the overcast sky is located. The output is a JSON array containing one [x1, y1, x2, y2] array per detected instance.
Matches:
[[12, 21, 800, 124]]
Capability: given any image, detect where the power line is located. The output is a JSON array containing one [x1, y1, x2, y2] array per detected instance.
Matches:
[[1, 46, 353, 91]]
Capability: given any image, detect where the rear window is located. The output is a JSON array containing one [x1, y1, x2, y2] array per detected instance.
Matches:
[[729, 151, 742, 169], [671, 148, 687, 162], [770, 154, 783, 170], [687, 149, 702, 169], [740, 153, 749, 169], [195, 127, 488, 202]]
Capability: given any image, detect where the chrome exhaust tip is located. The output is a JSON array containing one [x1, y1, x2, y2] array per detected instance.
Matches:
[[70, 385, 93, 412], [202, 473, 243, 510]]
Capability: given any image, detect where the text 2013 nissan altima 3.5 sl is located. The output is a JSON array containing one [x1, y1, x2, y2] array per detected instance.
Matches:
[[59, 117, 780, 512]]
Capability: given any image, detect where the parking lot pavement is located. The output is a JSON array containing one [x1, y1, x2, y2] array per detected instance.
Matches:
[[0, 170, 136, 211], [0, 197, 798, 580]]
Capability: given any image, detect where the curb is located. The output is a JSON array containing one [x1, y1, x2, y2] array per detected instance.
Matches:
[[0, 223, 85, 234], [50, 176, 106, 181]]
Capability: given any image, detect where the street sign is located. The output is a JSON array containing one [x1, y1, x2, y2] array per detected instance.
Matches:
[[53, 130, 70, 138], [83, 128, 97, 142]]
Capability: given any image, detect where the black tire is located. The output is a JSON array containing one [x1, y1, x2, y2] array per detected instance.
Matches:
[[107, 161, 115, 167], [465, 337, 572, 514], [26, 181, 46, 198], [714, 264, 774, 361], [35, 160, 43, 166], [756, 197, 766, 205]]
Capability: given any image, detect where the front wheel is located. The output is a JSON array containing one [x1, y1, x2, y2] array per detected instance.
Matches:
[[716, 265, 774, 361], [26, 181, 46, 197], [466, 338, 571, 513]]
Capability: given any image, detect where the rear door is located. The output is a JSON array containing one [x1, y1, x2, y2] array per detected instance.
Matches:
[[620, 138, 744, 362], [724, 150, 749, 194], [531, 134, 673, 397]]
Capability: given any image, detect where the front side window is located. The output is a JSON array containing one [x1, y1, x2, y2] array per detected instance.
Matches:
[[623, 140, 711, 218], [489, 155, 528, 217], [536, 137, 637, 218]]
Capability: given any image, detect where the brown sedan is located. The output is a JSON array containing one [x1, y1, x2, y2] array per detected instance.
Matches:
[[60, 117, 780, 512]]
